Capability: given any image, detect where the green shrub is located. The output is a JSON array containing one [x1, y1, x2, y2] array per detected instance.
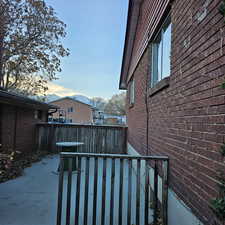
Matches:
[[210, 198, 225, 221]]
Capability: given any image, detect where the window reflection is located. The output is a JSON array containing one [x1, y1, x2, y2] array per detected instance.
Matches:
[[151, 16, 171, 87]]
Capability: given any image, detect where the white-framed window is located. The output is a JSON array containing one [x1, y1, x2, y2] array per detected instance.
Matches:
[[68, 107, 74, 113], [151, 15, 172, 87], [129, 79, 135, 105]]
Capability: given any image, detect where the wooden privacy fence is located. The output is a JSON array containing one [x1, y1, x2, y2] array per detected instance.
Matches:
[[57, 152, 169, 225], [36, 123, 127, 154]]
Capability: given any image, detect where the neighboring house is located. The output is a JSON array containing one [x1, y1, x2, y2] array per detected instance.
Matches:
[[103, 114, 126, 125], [50, 97, 93, 124], [0, 89, 57, 153], [120, 1, 225, 225], [93, 110, 126, 125]]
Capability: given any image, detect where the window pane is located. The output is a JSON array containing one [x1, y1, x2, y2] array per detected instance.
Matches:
[[132, 80, 134, 103], [129, 82, 131, 104], [152, 32, 162, 86], [129, 81, 132, 104], [157, 39, 162, 80], [130, 80, 134, 104], [162, 22, 171, 78], [151, 44, 158, 87]]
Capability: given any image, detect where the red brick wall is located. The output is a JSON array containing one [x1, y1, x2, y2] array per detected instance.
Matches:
[[126, 0, 225, 224], [1, 104, 15, 152], [128, 0, 170, 80], [126, 49, 148, 156], [0, 103, 48, 153]]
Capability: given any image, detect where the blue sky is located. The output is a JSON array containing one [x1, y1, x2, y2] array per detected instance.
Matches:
[[45, 0, 128, 99]]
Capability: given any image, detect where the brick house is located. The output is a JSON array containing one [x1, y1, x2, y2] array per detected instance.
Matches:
[[50, 97, 94, 124], [120, 0, 225, 225], [0, 90, 57, 153]]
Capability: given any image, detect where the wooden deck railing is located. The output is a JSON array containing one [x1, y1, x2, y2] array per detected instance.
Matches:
[[36, 123, 127, 154], [57, 152, 169, 225]]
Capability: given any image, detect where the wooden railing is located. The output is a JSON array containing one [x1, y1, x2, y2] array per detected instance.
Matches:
[[36, 123, 127, 154], [57, 152, 169, 225]]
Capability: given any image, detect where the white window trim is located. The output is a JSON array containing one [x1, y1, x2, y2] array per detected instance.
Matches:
[[129, 79, 135, 105], [151, 15, 171, 87]]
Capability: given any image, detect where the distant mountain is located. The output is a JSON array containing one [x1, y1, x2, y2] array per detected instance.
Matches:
[[46, 94, 61, 102]]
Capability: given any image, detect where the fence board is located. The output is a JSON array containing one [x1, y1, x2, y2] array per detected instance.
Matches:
[[36, 123, 127, 154]]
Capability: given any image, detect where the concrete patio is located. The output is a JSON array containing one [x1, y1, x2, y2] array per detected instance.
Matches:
[[0, 155, 60, 225]]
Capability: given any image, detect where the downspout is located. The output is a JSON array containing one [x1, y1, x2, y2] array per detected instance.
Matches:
[[130, 0, 148, 155], [134, 0, 149, 157], [124, 0, 144, 154], [48, 108, 58, 121], [145, 48, 150, 156], [134, 0, 149, 156], [126, 0, 150, 156], [48, 108, 58, 115]]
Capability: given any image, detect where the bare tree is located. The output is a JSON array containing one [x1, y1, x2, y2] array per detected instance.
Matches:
[[92, 97, 107, 111], [104, 92, 126, 115], [0, 0, 69, 96]]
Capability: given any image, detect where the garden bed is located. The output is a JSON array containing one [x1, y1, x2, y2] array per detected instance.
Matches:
[[0, 150, 49, 183]]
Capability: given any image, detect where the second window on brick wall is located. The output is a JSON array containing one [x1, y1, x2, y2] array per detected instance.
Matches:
[[129, 79, 135, 105], [151, 15, 172, 87]]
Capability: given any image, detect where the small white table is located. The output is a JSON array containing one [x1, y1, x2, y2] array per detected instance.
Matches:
[[56, 142, 84, 171], [56, 142, 84, 148]]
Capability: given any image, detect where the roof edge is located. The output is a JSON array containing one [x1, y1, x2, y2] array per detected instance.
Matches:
[[0, 89, 57, 110], [49, 96, 93, 108], [119, 0, 142, 90]]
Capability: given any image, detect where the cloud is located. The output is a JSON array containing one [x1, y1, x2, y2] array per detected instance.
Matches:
[[47, 83, 81, 97]]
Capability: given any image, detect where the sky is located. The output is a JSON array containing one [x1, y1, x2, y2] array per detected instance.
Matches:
[[45, 0, 128, 99]]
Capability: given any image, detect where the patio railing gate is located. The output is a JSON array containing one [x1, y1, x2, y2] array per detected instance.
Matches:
[[56, 152, 169, 225]]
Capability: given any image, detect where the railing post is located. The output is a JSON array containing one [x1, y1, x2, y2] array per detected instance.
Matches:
[[66, 158, 72, 225], [56, 156, 64, 225], [75, 157, 81, 225], [83, 157, 90, 225], [110, 158, 115, 225], [153, 161, 158, 225], [92, 157, 98, 225], [127, 159, 132, 225], [162, 160, 169, 225], [136, 159, 141, 225], [119, 158, 124, 225], [101, 158, 107, 225], [145, 161, 149, 225]]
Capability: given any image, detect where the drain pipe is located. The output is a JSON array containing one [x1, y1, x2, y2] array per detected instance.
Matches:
[[145, 51, 150, 156]]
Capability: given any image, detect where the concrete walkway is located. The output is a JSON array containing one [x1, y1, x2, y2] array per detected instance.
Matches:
[[0, 155, 59, 225], [0, 155, 153, 225]]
